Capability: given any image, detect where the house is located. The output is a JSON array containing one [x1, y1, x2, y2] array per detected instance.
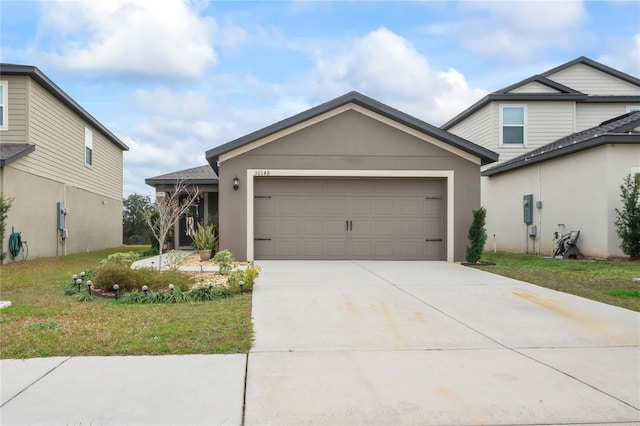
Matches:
[[481, 112, 640, 258], [0, 63, 129, 261], [205, 91, 497, 262], [442, 57, 640, 258], [145, 165, 219, 249]]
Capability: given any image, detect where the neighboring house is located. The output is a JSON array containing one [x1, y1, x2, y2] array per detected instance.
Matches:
[[442, 56, 640, 258], [481, 112, 640, 259], [0, 63, 128, 261], [145, 165, 219, 249], [205, 91, 497, 262]]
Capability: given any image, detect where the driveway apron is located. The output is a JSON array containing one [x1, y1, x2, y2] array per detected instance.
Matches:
[[245, 260, 640, 425]]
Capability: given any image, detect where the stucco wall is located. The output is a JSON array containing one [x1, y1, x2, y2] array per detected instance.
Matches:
[[217, 109, 482, 262], [2, 166, 122, 262], [483, 143, 639, 258]]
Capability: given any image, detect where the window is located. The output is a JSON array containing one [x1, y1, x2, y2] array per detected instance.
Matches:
[[500, 105, 526, 146], [627, 106, 640, 113], [0, 81, 7, 131], [85, 127, 93, 166]]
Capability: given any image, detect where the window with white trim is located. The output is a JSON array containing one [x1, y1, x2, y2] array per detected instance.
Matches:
[[626, 106, 640, 113], [500, 105, 527, 146], [85, 127, 93, 166], [0, 81, 7, 131]]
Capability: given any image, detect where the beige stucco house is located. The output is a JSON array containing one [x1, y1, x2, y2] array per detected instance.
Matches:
[[442, 57, 640, 258], [0, 64, 128, 261], [205, 91, 497, 262]]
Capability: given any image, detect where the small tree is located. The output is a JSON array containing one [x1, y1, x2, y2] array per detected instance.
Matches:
[[145, 181, 200, 272], [0, 193, 13, 264], [614, 174, 640, 260], [466, 206, 487, 263]]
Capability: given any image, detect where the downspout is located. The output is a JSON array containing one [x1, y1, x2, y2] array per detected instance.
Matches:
[[538, 164, 542, 256]]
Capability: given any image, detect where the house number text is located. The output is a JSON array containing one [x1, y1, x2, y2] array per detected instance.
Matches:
[[254, 170, 271, 176]]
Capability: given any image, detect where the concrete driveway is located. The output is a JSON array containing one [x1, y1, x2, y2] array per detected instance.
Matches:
[[246, 260, 640, 425]]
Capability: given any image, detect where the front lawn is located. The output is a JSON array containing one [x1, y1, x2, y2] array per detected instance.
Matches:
[[0, 247, 253, 358], [475, 252, 640, 312]]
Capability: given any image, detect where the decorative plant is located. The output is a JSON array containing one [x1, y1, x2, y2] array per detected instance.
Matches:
[[0, 193, 13, 264], [466, 207, 487, 263], [213, 249, 235, 275], [614, 173, 640, 259], [191, 222, 217, 251]]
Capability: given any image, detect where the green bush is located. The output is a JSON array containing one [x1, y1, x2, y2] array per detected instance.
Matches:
[[213, 250, 235, 275], [191, 222, 217, 251], [227, 265, 261, 291], [93, 263, 192, 293], [0, 193, 13, 263], [615, 174, 640, 259], [100, 251, 141, 267], [466, 207, 487, 263]]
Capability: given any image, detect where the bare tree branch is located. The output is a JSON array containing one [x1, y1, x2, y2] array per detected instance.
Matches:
[[145, 181, 201, 272]]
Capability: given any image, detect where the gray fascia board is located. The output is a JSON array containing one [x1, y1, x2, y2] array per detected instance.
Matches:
[[207, 91, 499, 169], [0, 144, 36, 168], [482, 134, 639, 177], [541, 56, 640, 87], [0, 64, 129, 151], [580, 96, 640, 103], [145, 178, 219, 187]]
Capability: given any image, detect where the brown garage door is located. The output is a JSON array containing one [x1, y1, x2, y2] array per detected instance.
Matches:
[[254, 178, 445, 260]]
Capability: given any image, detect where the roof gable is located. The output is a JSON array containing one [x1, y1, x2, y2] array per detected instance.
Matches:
[[442, 56, 640, 130], [0, 63, 128, 151], [483, 111, 640, 176], [206, 91, 498, 170]]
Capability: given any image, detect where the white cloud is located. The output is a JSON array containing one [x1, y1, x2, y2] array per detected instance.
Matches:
[[598, 33, 640, 77], [37, 0, 217, 78], [313, 27, 487, 124], [458, 1, 589, 61]]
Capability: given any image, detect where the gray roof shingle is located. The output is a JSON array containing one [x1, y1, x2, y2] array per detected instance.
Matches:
[[145, 165, 218, 186], [483, 111, 640, 176], [0, 143, 36, 167]]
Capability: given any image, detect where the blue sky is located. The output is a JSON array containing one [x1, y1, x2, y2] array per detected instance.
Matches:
[[1, 0, 639, 196]]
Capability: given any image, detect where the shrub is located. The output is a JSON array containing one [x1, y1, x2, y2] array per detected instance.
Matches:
[[100, 251, 141, 267], [93, 263, 192, 294], [615, 174, 640, 260], [213, 250, 235, 275], [227, 265, 261, 291], [466, 207, 487, 263], [164, 250, 190, 270], [0, 193, 13, 263]]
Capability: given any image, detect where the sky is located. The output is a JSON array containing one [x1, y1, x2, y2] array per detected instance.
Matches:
[[1, 0, 639, 197]]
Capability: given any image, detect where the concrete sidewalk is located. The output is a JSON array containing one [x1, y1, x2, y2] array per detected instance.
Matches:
[[1, 355, 246, 425], [2, 261, 639, 425]]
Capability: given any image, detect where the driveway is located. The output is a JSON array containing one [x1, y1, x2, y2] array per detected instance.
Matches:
[[246, 260, 640, 425]]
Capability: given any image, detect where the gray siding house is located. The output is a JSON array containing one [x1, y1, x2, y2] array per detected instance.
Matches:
[[442, 57, 640, 258], [0, 64, 128, 261]]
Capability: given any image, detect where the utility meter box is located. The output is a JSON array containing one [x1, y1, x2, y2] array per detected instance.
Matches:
[[528, 225, 537, 237], [57, 202, 66, 230], [523, 194, 533, 223]]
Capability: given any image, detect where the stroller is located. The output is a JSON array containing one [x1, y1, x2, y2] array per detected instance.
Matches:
[[554, 230, 582, 259]]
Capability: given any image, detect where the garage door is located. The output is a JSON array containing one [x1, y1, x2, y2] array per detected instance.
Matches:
[[254, 178, 445, 260]]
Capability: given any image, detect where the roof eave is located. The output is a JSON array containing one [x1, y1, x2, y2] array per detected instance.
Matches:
[[482, 134, 640, 177], [145, 178, 219, 187], [0, 144, 36, 167], [0, 64, 129, 151]]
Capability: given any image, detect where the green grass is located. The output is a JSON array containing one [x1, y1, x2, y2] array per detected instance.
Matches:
[[0, 247, 253, 358], [476, 252, 640, 312]]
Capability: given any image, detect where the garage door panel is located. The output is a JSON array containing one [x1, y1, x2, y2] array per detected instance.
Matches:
[[254, 178, 445, 260]]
